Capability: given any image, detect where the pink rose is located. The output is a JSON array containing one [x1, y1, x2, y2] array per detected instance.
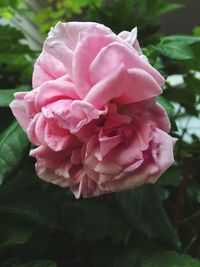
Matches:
[[10, 22, 175, 198]]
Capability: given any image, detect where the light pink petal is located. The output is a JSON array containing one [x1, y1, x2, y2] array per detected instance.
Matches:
[[147, 103, 171, 133], [43, 22, 105, 79], [73, 32, 117, 98], [85, 66, 162, 108], [118, 28, 142, 53], [103, 104, 131, 129], [35, 75, 78, 112], [66, 100, 106, 133], [123, 159, 144, 172], [94, 159, 122, 175], [99, 164, 151, 193], [89, 42, 164, 86], [148, 128, 175, 181], [32, 51, 66, 89], [84, 65, 126, 108], [30, 145, 55, 158], [107, 121, 151, 166], [44, 23, 74, 78], [115, 68, 162, 104], [70, 171, 89, 199], [10, 92, 29, 131], [35, 113, 47, 145], [125, 100, 171, 133], [26, 113, 41, 145], [118, 28, 137, 46], [43, 99, 106, 133], [24, 89, 39, 118], [96, 134, 122, 160], [103, 128, 176, 191]]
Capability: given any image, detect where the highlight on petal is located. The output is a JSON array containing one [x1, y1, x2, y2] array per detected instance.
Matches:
[[118, 27, 138, 46], [118, 27, 142, 53]]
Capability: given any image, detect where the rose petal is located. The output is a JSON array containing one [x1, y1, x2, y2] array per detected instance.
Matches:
[[43, 99, 106, 133], [10, 92, 29, 131], [35, 75, 79, 112], [89, 42, 165, 86], [32, 51, 66, 89], [44, 120, 73, 151], [73, 31, 117, 98], [85, 66, 162, 108]]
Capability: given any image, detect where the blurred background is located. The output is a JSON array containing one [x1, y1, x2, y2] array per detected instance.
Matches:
[[0, 1, 200, 267]]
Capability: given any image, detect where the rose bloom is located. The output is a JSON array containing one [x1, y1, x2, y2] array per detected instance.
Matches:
[[10, 22, 175, 198]]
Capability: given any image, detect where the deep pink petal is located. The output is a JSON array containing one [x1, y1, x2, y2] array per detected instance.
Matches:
[[44, 120, 74, 151]]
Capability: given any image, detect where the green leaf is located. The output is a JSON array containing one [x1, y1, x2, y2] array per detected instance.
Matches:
[[0, 0, 24, 8], [141, 251, 200, 267], [0, 160, 62, 229], [157, 96, 177, 131], [194, 26, 200, 36], [0, 85, 30, 107], [157, 96, 175, 118], [154, 42, 194, 60], [184, 73, 200, 96], [0, 191, 63, 229], [0, 214, 34, 250], [62, 201, 111, 241], [158, 3, 184, 15], [162, 35, 200, 45], [0, 122, 29, 185], [117, 185, 180, 247], [0, 25, 34, 86]]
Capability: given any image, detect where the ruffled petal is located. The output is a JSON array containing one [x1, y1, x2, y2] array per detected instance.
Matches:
[[85, 66, 162, 108], [89, 42, 165, 86], [43, 99, 106, 134], [73, 30, 117, 98], [10, 92, 30, 131], [32, 51, 66, 89], [34, 75, 79, 112]]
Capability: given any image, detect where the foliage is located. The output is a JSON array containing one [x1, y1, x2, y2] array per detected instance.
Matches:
[[35, 0, 183, 42], [0, 25, 34, 87], [86, 0, 183, 43], [0, 0, 200, 266], [35, 0, 104, 34]]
